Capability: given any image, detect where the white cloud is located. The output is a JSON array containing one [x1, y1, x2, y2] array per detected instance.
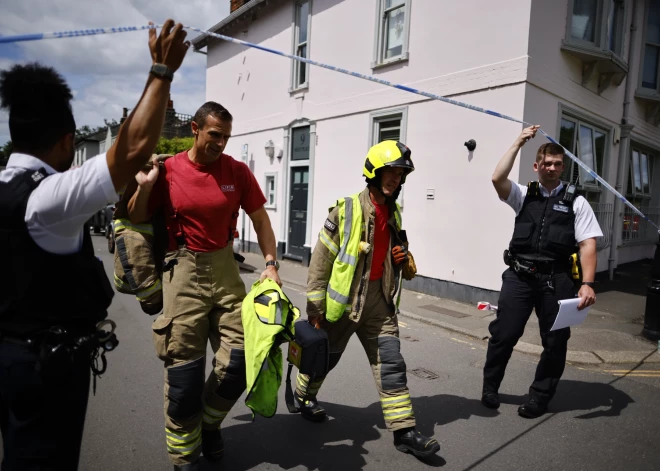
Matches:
[[0, 0, 229, 145]]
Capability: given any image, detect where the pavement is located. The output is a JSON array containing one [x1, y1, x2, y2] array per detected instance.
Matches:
[[239, 252, 660, 366]]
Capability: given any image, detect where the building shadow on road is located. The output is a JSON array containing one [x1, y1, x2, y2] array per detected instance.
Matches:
[[202, 394, 497, 470], [498, 380, 634, 419]]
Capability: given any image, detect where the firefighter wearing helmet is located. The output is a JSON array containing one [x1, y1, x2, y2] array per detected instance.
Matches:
[[294, 140, 440, 459]]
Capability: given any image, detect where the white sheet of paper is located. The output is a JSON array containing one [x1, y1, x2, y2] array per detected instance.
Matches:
[[550, 298, 590, 331]]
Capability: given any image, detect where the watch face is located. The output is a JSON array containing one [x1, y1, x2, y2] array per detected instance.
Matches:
[[151, 64, 172, 79]]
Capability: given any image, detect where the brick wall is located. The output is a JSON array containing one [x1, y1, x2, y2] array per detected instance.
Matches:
[[230, 0, 252, 13]]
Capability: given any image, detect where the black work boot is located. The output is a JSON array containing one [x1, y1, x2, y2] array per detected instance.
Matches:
[[517, 398, 548, 418], [173, 461, 200, 471], [481, 389, 500, 409], [294, 395, 327, 422], [393, 427, 440, 458], [202, 428, 224, 462]]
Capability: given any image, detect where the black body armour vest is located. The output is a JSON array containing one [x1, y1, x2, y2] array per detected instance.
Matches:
[[0, 168, 114, 335], [508, 182, 578, 262]]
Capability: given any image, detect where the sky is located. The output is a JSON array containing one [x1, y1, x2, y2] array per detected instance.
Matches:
[[0, 0, 231, 145]]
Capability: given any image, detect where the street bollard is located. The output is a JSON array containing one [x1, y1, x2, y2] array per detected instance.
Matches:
[[643, 234, 660, 341]]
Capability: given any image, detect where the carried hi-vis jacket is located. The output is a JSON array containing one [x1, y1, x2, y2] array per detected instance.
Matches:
[[242, 279, 300, 418], [307, 188, 404, 323]]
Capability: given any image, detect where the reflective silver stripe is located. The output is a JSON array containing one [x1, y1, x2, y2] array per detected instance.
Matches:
[[254, 295, 271, 306], [136, 278, 162, 301], [275, 301, 283, 324], [383, 408, 413, 418], [338, 251, 356, 266], [381, 397, 411, 406], [336, 196, 353, 264], [327, 283, 350, 304], [319, 230, 339, 255], [307, 291, 325, 301]]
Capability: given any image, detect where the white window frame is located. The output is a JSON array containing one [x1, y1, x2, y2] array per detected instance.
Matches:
[[556, 106, 612, 199], [565, 0, 627, 58], [368, 107, 409, 209], [372, 0, 412, 69], [264, 172, 278, 209], [290, 0, 311, 92], [628, 145, 654, 198], [622, 142, 657, 244], [638, 0, 660, 96]]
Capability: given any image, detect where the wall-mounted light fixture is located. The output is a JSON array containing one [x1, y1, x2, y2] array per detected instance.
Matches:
[[264, 139, 275, 159]]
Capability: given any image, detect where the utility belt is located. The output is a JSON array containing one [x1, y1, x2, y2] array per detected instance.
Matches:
[[503, 249, 577, 277], [0, 320, 119, 394]]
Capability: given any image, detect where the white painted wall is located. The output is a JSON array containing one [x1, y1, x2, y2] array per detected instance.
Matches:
[[206, 0, 659, 295], [207, 0, 532, 136]]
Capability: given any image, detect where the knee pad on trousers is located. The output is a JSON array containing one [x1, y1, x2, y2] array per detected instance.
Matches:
[[215, 349, 247, 400], [378, 336, 407, 391], [167, 356, 205, 421]]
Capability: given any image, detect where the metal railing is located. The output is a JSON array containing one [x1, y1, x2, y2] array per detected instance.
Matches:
[[622, 205, 660, 245], [591, 202, 614, 251], [161, 110, 193, 140]]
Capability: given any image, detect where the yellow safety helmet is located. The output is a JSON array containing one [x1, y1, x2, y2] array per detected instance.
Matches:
[[363, 140, 415, 183]]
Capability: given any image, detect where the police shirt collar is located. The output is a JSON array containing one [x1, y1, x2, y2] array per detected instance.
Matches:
[[539, 181, 564, 197], [6, 153, 58, 175]]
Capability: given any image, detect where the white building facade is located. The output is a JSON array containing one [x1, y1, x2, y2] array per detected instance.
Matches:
[[193, 0, 660, 304]]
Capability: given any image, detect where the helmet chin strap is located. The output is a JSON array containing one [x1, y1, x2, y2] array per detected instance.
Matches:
[[367, 169, 404, 202]]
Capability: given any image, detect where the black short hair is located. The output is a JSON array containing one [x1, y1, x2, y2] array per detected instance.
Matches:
[[192, 101, 233, 129], [0, 63, 76, 154]]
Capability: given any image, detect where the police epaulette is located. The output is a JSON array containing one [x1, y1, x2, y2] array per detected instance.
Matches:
[[527, 181, 540, 197]]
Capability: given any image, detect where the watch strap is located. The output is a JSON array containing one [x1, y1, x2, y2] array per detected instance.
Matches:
[[150, 63, 174, 82], [266, 260, 279, 270]]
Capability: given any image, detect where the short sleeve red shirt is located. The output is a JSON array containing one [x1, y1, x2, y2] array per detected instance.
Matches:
[[148, 151, 267, 252]]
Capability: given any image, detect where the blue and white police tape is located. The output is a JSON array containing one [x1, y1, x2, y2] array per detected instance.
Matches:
[[1, 23, 656, 231], [0, 25, 155, 44]]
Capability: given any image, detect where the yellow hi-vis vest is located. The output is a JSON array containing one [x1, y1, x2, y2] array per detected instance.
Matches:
[[242, 279, 300, 418], [323, 193, 402, 322]]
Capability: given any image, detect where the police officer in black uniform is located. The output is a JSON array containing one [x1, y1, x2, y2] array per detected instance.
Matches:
[[482, 125, 602, 418], [0, 21, 190, 470]]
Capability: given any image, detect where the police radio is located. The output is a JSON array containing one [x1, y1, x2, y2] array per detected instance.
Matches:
[[563, 183, 577, 204]]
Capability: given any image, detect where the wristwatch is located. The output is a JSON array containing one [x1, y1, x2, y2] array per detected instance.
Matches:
[[150, 63, 174, 82], [581, 281, 595, 287], [266, 260, 280, 270]]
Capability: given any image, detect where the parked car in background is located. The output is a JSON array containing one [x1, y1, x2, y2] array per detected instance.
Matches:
[[106, 204, 116, 253], [87, 203, 115, 238]]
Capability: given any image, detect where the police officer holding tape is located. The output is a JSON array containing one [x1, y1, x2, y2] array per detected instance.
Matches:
[[0, 20, 189, 470], [481, 125, 602, 418]]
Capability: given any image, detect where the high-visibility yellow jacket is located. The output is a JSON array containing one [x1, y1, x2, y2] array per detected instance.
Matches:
[[307, 188, 404, 323]]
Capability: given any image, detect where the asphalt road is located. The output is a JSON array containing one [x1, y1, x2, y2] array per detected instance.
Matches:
[[5, 236, 660, 470]]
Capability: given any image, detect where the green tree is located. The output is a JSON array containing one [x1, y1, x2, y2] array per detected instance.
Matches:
[[154, 136, 194, 155], [0, 141, 12, 166]]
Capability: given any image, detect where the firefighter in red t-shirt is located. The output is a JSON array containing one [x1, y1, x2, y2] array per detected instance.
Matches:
[[128, 101, 281, 470], [298, 141, 440, 459]]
